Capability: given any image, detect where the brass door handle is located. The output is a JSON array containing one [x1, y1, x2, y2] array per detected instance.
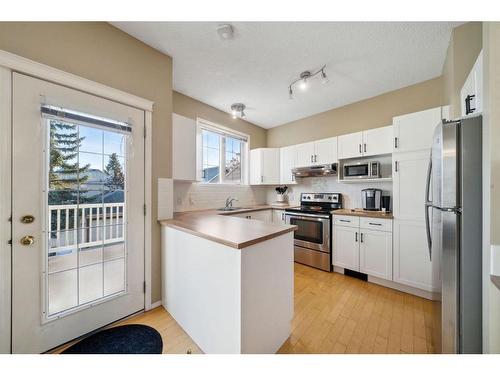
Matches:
[[20, 235, 35, 246], [21, 215, 35, 224]]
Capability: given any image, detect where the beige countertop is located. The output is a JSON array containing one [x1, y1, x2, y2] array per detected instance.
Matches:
[[159, 205, 297, 249], [332, 208, 394, 219]]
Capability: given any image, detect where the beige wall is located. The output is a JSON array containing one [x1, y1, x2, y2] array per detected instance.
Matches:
[[442, 22, 483, 119], [0, 22, 172, 304], [267, 77, 444, 148], [173, 91, 266, 149], [482, 21, 500, 354]]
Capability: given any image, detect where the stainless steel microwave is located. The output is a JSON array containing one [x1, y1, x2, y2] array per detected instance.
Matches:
[[343, 161, 381, 179]]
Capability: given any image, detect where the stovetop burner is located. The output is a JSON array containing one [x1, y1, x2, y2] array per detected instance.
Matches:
[[285, 193, 342, 215]]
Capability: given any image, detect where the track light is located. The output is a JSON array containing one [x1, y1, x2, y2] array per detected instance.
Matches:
[[321, 68, 329, 84], [230, 103, 246, 119], [288, 65, 329, 98]]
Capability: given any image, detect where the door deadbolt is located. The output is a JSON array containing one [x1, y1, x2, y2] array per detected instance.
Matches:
[[20, 235, 35, 246], [21, 215, 35, 224]]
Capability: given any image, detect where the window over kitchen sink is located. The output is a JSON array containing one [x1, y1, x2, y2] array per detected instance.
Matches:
[[197, 119, 249, 185]]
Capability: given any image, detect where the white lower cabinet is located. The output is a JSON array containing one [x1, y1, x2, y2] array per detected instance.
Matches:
[[273, 209, 286, 223], [333, 215, 393, 281], [233, 209, 273, 223], [333, 225, 360, 271], [393, 219, 433, 291], [360, 229, 393, 280]]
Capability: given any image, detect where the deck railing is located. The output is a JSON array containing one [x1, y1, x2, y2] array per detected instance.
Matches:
[[49, 203, 125, 252]]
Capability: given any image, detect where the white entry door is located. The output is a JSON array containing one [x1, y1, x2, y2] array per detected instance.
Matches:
[[12, 73, 145, 353]]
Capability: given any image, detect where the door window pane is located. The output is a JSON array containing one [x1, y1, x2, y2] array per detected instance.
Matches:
[[48, 270, 78, 316], [46, 120, 127, 317], [104, 258, 125, 297]]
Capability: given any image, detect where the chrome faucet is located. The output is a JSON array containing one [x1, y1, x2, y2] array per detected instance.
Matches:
[[225, 197, 238, 209]]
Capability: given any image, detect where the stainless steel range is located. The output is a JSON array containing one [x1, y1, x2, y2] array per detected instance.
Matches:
[[285, 193, 342, 272]]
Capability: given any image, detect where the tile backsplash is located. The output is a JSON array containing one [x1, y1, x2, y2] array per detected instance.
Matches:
[[174, 181, 267, 212], [265, 176, 393, 210]]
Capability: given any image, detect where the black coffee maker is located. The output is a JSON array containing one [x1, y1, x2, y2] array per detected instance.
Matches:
[[361, 188, 382, 211]]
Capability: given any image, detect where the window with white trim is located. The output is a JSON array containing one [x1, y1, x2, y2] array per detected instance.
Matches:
[[197, 119, 249, 185]]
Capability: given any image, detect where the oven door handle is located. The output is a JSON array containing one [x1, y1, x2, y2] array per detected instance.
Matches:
[[285, 212, 330, 220]]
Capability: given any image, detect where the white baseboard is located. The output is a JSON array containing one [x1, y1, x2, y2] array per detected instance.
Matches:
[[333, 266, 436, 300], [147, 300, 163, 311]]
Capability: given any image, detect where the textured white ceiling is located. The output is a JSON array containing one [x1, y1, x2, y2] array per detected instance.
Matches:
[[112, 22, 460, 129]]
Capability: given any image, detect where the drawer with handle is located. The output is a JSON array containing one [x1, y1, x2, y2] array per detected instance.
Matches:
[[360, 217, 392, 232], [333, 215, 360, 228]]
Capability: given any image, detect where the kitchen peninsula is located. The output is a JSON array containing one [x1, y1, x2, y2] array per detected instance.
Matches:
[[160, 208, 297, 353]]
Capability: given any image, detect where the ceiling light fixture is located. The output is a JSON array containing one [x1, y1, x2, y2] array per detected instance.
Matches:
[[288, 65, 328, 99], [231, 103, 246, 119], [216, 24, 234, 40]]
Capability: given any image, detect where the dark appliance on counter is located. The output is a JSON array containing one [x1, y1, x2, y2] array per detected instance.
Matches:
[[361, 188, 382, 211], [284, 193, 342, 272], [381, 195, 391, 212]]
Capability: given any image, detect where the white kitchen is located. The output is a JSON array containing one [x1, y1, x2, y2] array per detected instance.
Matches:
[[150, 22, 485, 354], [2, 16, 498, 361]]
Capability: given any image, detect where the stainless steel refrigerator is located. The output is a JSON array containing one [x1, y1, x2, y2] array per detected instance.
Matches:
[[425, 115, 482, 354]]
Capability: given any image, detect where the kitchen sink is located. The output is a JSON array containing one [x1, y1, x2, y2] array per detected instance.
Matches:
[[217, 207, 244, 211]]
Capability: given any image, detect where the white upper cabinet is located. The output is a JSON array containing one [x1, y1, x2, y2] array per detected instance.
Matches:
[[294, 138, 338, 167], [461, 50, 483, 117], [392, 107, 443, 153], [280, 145, 297, 185], [250, 148, 280, 185], [172, 113, 197, 181], [314, 137, 338, 164], [338, 131, 364, 159], [295, 142, 316, 167], [362, 125, 393, 157], [338, 127, 393, 159]]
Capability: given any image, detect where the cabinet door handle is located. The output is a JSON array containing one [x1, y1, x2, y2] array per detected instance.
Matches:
[[355, 232, 358, 242], [465, 94, 476, 115], [363, 144, 366, 153], [369, 222, 382, 226], [282, 213, 285, 220], [360, 233, 364, 243], [394, 161, 399, 172], [291, 173, 295, 182], [311, 155, 313, 163], [339, 219, 351, 223], [314, 154, 317, 163], [359, 144, 362, 154], [261, 176, 264, 183], [394, 137, 398, 149]]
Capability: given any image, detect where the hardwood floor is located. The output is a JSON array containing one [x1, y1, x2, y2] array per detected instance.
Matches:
[[53, 263, 435, 354], [277, 264, 434, 354]]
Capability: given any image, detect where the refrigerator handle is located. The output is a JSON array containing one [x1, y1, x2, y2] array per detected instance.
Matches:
[[425, 153, 433, 261]]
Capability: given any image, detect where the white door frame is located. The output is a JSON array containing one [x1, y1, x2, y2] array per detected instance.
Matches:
[[0, 50, 155, 353]]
